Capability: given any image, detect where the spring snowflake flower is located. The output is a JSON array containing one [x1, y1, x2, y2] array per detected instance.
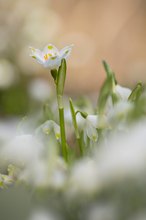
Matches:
[[35, 120, 60, 141], [114, 84, 131, 100], [29, 43, 73, 69], [84, 115, 99, 142], [77, 114, 99, 142], [69, 159, 98, 194]]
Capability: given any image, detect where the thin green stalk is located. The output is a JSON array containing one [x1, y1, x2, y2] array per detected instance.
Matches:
[[51, 59, 68, 162], [57, 94, 68, 162], [77, 137, 83, 156], [69, 98, 83, 156]]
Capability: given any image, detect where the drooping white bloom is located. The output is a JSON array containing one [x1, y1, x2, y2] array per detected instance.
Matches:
[[87, 115, 99, 128], [35, 120, 60, 141], [105, 84, 132, 118], [84, 115, 98, 142], [77, 114, 99, 142], [114, 84, 131, 101], [29, 43, 73, 69], [107, 100, 133, 122], [94, 121, 146, 187], [0, 134, 43, 166], [68, 159, 98, 195]]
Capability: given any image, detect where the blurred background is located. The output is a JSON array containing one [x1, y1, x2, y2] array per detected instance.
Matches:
[[0, 0, 146, 116], [1, 2, 146, 220]]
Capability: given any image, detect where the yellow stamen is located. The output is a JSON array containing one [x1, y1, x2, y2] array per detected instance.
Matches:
[[44, 54, 49, 61], [44, 53, 53, 61]]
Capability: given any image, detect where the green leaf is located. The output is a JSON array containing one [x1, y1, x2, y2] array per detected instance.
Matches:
[[69, 98, 79, 138], [43, 103, 54, 120], [97, 74, 113, 114], [102, 60, 117, 84], [128, 82, 143, 102], [69, 98, 84, 156], [57, 59, 66, 96], [102, 60, 113, 78], [51, 69, 58, 84]]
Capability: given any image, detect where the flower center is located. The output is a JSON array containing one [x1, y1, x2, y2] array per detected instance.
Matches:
[[44, 54, 49, 61], [44, 53, 52, 61]]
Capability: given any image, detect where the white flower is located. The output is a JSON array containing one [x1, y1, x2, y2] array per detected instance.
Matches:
[[94, 121, 146, 187], [0, 134, 43, 166], [68, 159, 98, 195], [107, 100, 133, 121], [114, 84, 131, 101], [87, 115, 99, 128], [77, 114, 99, 142], [29, 43, 73, 69], [84, 120, 98, 142], [84, 115, 99, 142], [35, 120, 60, 141]]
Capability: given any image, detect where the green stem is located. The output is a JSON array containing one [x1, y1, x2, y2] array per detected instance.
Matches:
[[77, 137, 83, 156], [57, 95, 68, 162], [72, 116, 83, 156], [69, 99, 83, 156]]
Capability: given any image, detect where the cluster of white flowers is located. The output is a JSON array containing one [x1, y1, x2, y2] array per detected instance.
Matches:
[[66, 120, 146, 197], [0, 42, 146, 220]]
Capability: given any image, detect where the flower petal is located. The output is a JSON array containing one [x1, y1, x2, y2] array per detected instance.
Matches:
[[43, 44, 59, 57], [85, 122, 98, 142], [87, 115, 99, 128], [29, 43, 73, 70], [60, 44, 74, 59], [35, 120, 60, 141], [115, 85, 131, 101], [29, 47, 44, 64], [43, 56, 61, 69]]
